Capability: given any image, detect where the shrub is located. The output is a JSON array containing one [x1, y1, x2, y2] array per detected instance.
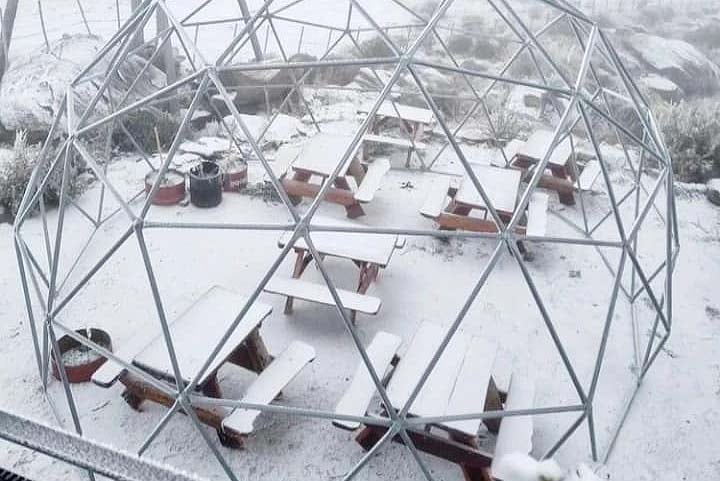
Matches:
[[655, 98, 720, 182], [474, 37, 502, 61], [113, 108, 182, 153], [487, 104, 527, 144], [447, 34, 474, 55], [356, 36, 395, 59], [0, 131, 83, 219], [508, 52, 536, 79]]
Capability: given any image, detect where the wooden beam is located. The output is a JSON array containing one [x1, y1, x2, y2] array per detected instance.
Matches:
[[281, 178, 359, 207], [356, 424, 494, 469]]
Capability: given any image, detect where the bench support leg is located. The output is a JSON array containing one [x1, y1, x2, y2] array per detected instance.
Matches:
[[118, 372, 246, 449], [245, 327, 272, 372], [350, 263, 380, 323], [355, 424, 493, 478], [285, 249, 313, 314], [286, 171, 311, 205], [333, 177, 365, 218]]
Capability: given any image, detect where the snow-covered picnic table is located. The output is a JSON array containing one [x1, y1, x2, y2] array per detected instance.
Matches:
[[281, 133, 390, 218], [333, 322, 535, 481], [264, 219, 405, 321], [420, 164, 548, 238], [454, 165, 522, 215], [91, 285, 315, 448], [511, 130, 600, 205], [359, 101, 434, 168]]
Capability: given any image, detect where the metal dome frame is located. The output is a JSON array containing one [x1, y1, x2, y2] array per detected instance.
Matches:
[[11, 1, 679, 480]]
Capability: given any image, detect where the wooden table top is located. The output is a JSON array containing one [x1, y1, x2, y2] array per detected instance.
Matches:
[[515, 130, 574, 168], [278, 217, 401, 267], [454, 165, 522, 214], [385, 322, 499, 437], [291, 133, 360, 177], [133, 286, 272, 385]]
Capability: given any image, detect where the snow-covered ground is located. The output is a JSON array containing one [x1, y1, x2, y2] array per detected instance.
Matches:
[[0, 139, 718, 481]]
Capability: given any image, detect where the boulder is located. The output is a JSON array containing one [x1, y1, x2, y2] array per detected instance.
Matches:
[[707, 178, 720, 206], [638, 74, 682, 102], [0, 34, 167, 135], [214, 53, 319, 112], [624, 33, 720, 96]]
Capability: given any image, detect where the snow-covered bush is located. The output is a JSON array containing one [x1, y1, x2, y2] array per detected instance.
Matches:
[[357, 36, 395, 59], [0, 132, 38, 217], [447, 34, 474, 55], [655, 97, 720, 182], [0, 131, 82, 219], [113, 108, 181, 153]]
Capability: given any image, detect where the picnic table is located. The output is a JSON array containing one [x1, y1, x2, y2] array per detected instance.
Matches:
[[264, 220, 405, 322], [359, 101, 434, 168], [280, 133, 390, 218], [333, 322, 535, 481], [510, 131, 600, 205], [420, 164, 548, 239], [91, 285, 315, 448]]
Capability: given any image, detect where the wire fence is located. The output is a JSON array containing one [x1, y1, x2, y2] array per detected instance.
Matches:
[[4, 0, 131, 58]]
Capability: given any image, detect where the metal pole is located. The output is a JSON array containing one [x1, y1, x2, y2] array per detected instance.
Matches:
[[237, 0, 263, 61]]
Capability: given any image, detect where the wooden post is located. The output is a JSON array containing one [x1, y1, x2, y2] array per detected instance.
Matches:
[[0, 0, 19, 82], [156, 8, 177, 113]]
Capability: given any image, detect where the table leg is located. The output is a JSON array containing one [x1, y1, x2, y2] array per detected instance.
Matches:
[[407, 121, 426, 169], [244, 327, 273, 373], [483, 376, 504, 434], [200, 372, 222, 398], [348, 158, 366, 185], [118, 371, 245, 448], [550, 165, 575, 205], [333, 177, 365, 218], [350, 263, 380, 323], [285, 170, 311, 205], [285, 249, 313, 314]]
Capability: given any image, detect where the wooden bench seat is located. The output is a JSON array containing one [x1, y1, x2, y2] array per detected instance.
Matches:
[[264, 277, 382, 315], [525, 193, 549, 237], [91, 328, 158, 387], [266, 144, 303, 180], [222, 341, 315, 436], [490, 374, 535, 480], [577, 159, 601, 191], [420, 177, 451, 219], [334, 331, 402, 430], [364, 134, 427, 150], [354, 158, 390, 203]]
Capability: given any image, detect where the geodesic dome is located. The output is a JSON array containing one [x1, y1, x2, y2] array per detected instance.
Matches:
[[13, 0, 679, 480]]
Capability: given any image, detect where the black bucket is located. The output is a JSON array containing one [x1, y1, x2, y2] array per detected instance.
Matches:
[[189, 161, 222, 208]]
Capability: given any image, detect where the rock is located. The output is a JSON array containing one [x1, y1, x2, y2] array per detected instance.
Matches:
[[214, 53, 318, 112], [624, 33, 720, 96], [706, 178, 720, 206], [179, 137, 229, 159], [638, 74, 682, 102], [223, 113, 302, 145], [0, 34, 167, 135]]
